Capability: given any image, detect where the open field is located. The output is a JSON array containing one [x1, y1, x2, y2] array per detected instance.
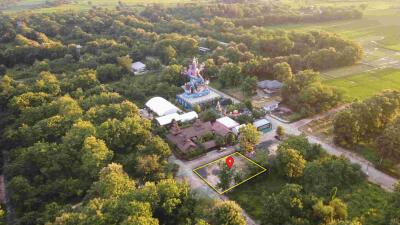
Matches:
[[0, 0, 203, 13], [323, 68, 400, 100], [270, 1, 400, 93]]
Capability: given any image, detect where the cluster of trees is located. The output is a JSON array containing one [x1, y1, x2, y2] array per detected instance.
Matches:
[[111, 67, 183, 107], [0, 68, 248, 224], [260, 136, 399, 225], [333, 90, 400, 161], [143, 2, 363, 27], [281, 70, 343, 116], [0, 6, 362, 119], [0, 3, 378, 225], [0, 71, 161, 224], [48, 163, 246, 225], [203, 29, 362, 80], [0, 11, 199, 71]]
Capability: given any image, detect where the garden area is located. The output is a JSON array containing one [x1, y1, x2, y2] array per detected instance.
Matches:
[[193, 152, 267, 194]]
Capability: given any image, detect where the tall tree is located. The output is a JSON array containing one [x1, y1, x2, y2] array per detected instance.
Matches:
[[276, 147, 306, 179], [273, 62, 293, 82], [217, 162, 235, 190], [239, 124, 260, 154], [212, 201, 246, 225]]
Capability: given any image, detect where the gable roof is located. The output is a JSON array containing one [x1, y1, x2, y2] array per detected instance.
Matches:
[[216, 116, 240, 129], [257, 80, 283, 89]]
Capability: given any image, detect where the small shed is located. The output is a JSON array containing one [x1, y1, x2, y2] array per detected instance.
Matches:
[[131, 61, 146, 74], [253, 119, 272, 133], [263, 100, 280, 112]]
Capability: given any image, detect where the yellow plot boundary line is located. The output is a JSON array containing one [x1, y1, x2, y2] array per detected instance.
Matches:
[[193, 152, 267, 195]]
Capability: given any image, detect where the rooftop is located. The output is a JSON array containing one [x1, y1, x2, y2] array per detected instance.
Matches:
[[155, 111, 198, 126], [131, 61, 146, 70], [216, 116, 240, 129], [257, 80, 283, 90], [253, 119, 271, 128], [177, 89, 221, 105], [145, 97, 181, 116], [166, 119, 232, 153]]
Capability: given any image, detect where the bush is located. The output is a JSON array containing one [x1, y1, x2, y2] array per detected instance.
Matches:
[[96, 64, 123, 82], [302, 156, 365, 196], [200, 132, 214, 142], [236, 114, 253, 124], [145, 58, 162, 70], [225, 133, 237, 146], [187, 146, 207, 159], [215, 135, 226, 147], [252, 109, 266, 119], [278, 136, 325, 161], [199, 109, 219, 122]]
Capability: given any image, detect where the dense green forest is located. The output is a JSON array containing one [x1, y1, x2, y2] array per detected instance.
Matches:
[[0, 1, 398, 225]]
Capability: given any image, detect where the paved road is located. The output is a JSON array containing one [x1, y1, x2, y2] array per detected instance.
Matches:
[[169, 147, 258, 225], [265, 114, 398, 191]]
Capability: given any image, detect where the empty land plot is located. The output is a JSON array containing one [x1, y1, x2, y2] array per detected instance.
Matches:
[[323, 68, 400, 100], [321, 64, 374, 80], [193, 152, 266, 194]]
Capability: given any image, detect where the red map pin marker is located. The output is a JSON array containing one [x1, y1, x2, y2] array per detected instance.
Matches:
[[226, 156, 234, 169]]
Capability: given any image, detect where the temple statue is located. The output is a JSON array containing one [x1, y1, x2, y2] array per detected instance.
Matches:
[[182, 58, 210, 98]]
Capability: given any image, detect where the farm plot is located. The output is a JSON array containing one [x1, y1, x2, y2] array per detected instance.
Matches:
[[323, 68, 400, 100]]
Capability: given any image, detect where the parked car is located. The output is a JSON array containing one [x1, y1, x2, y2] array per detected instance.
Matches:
[[218, 147, 227, 152]]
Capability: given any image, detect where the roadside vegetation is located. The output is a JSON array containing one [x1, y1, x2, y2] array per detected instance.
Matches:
[[228, 136, 399, 225]]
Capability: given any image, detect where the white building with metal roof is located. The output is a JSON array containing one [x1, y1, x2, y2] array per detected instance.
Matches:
[[216, 116, 240, 130], [155, 111, 198, 126], [145, 97, 181, 117]]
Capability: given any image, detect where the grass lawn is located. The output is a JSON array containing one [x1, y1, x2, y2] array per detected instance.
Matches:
[[227, 171, 287, 221], [338, 181, 391, 218], [321, 64, 375, 80], [323, 68, 400, 101]]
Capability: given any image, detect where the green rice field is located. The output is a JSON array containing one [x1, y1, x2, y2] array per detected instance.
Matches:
[[323, 68, 400, 100]]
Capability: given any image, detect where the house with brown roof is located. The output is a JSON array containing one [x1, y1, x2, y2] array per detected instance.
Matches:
[[166, 119, 232, 154]]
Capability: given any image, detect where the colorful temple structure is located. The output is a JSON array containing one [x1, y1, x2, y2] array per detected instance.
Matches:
[[176, 58, 221, 110]]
